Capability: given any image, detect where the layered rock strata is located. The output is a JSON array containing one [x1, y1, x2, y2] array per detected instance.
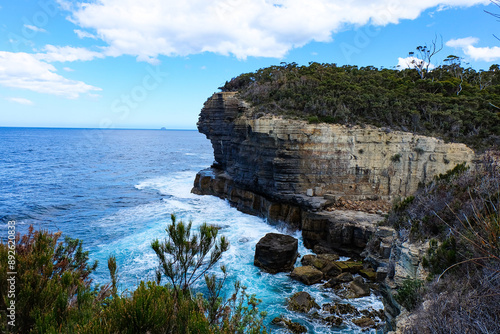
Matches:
[[193, 92, 475, 254], [196, 92, 475, 202], [192, 91, 478, 331]]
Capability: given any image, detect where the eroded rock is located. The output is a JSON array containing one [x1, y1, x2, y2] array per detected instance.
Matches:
[[290, 266, 324, 285], [254, 233, 298, 273], [287, 291, 320, 313], [271, 316, 307, 334]]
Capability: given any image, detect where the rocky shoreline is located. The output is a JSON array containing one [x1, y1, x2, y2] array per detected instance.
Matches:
[[192, 91, 477, 332]]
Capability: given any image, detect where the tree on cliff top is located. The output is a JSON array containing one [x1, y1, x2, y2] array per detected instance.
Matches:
[[219, 60, 500, 150]]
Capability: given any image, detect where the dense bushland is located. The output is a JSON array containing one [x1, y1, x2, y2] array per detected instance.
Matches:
[[220, 62, 500, 150], [0, 215, 266, 333], [387, 156, 500, 333]]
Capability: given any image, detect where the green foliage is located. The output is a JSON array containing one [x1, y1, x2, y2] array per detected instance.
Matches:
[[413, 147, 425, 155], [390, 153, 402, 163], [221, 62, 500, 150], [393, 196, 415, 212], [394, 278, 424, 311], [423, 237, 458, 276], [151, 214, 229, 292], [0, 226, 105, 334], [1, 220, 266, 334], [434, 162, 469, 181], [81, 281, 212, 334], [307, 116, 320, 124]]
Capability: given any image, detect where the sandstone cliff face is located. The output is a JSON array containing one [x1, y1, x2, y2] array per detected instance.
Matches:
[[198, 92, 475, 202], [194, 91, 478, 331], [194, 91, 476, 254]]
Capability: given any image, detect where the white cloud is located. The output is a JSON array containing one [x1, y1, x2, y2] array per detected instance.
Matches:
[[5, 97, 34, 105], [397, 56, 435, 70], [24, 24, 47, 33], [63, 0, 489, 61], [0, 51, 101, 99], [446, 37, 500, 62], [63, 67, 74, 72], [446, 37, 479, 48], [74, 29, 97, 39], [36, 45, 104, 62]]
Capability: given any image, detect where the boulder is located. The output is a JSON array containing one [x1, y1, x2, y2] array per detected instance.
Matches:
[[324, 272, 354, 288], [317, 253, 340, 262], [254, 233, 298, 273], [334, 261, 364, 274], [300, 254, 317, 266], [287, 291, 320, 313], [359, 268, 377, 281], [301, 254, 341, 278], [352, 316, 376, 328], [324, 315, 343, 326], [347, 276, 370, 298], [290, 266, 324, 285], [323, 302, 360, 316], [313, 244, 336, 254], [271, 316, 307, 334]]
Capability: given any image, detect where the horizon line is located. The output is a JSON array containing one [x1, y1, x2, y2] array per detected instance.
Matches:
[[0, 126, 198, 131]]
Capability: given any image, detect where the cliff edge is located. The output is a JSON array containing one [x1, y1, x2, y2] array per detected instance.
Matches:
[[192, 91, 479, 331]]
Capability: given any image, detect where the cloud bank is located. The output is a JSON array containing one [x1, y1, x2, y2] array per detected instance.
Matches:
[[0, 51, 101, 99], [64, 0, 489, 61]]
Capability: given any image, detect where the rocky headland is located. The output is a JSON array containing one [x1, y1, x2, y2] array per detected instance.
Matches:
[[192, 92, 478, 332]]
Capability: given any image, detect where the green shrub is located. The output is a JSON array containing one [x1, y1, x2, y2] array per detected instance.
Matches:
[[0, 226, 106, 333], [151, 214, 229, 292], [395, 278, 424, 311], [307, 116, 320, 124], [1, 220, 266, 334], [422, 237, 458, 277], [391, 153, 402, 162]]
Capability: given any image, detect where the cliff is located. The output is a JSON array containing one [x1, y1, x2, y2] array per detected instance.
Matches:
[[192, 92, 479, 331], [196, 92, 475, 200], [193, 92, 476, 253]]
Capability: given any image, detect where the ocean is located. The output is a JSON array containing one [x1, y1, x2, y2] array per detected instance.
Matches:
[[0, 127, 383, 333]]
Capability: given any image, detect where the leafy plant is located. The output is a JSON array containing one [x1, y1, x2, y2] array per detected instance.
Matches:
[[0, 226, 108, 333], [395, 278, 424, 311], [151, 214, 229, 292], [391, 153, 402, 162]]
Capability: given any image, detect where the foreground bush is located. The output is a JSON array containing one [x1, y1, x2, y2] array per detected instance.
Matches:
[[0, 226, 106, 333], [0, 217, 266, 333]]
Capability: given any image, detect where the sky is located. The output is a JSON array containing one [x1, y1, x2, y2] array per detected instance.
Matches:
[[0, 0, 499, 130]]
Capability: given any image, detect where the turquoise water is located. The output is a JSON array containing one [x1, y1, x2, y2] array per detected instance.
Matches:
[[0, 128, 383, 333]]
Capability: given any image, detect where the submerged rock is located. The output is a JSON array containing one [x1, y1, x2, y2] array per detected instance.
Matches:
[[287, 291, 320, 313], [290, 266, 324, 285], [254, 233, 298, 273]]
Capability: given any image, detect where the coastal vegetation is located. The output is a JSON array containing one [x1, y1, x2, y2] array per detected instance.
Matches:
[[219, 61, 500, 150], [0, 216, 266, 334], [387, 157, 500, 333]]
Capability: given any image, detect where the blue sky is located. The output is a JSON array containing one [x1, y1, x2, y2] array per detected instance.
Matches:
[[0, 0, 499, 129]]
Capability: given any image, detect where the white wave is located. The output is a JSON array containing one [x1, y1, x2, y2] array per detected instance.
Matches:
[[134, 171, 198, 199]]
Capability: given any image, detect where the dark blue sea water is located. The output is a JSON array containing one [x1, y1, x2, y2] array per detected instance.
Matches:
[[0, 127, 383, 333]]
